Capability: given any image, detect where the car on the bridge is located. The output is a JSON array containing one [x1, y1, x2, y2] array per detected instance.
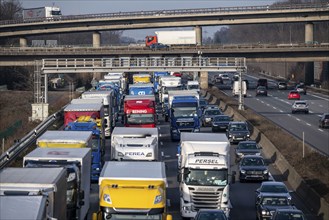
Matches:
[[211, 114, 233, 132], [255, 182, 292, 204], [319, 113, 329, 128], [201, 106, 223, 127], [149, 43, 169, 50], [288, 91, 300, 100], [235, 140, 262, 163], [291, 100, 309, 114], [256, 86, 268, 96], [256, 193, 295, 220], [219, 73, 230, 81], [239, 155, 269, 182], [271, 208, 306, 220], [226, 121, 250, 144], [194, 209, 228, 220]]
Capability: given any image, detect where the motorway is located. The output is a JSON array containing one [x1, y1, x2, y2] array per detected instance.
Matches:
[[210, 72, 329, 156], [87, 99, 320, 220]]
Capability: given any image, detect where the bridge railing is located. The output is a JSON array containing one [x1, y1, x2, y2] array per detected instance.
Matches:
[[0, 2, 327, 26]]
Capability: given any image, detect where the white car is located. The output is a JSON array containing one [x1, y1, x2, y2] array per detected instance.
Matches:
[[292, 100, 309, 114], [219, 74, 230, 80]]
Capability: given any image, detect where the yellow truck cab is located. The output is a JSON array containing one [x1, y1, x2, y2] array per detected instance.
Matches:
[[93, 161, 172, 220], [133, 73, 151, 84]]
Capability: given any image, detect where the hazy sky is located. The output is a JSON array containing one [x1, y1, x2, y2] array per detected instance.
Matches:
[[20, 0, 278, 40]]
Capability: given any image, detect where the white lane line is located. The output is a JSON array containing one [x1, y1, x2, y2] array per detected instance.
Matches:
[[319, 105, 323, 107], [306, 123, 311, 126], [279, 110, 283, 113], [318, 129, 324, 132], [266, 103, 270, 106], [159, 134, 162, 137], [288, 114, 292, 117], [273, 107, 277, 110], [318, 114, 323, 117], [158, 127, 161, 130], [309, 111, 313, 114], [160, 141, 163, 145], [161, 151, 164, 157], [296, 118, 301, 121], [310, 94, 329, 101], [311, 102, 315, 104]]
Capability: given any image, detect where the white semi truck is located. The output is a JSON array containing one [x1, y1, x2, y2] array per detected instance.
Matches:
[[23, 6, 62, 19], [0, 167, 67, 220], [177, 132, 234, 219], [111, 127, 159, 161], [23, 148, 92, 220]]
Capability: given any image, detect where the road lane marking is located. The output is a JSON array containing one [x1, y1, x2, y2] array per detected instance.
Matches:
[[310, 94, 329, 101], [160, 141, 163, 145], [296, 118, 300, 121], [306, 123, 311, 126], [309, 111, 313, 114], [273, 107, 277, 110], [319, 105, 323, 107], [161, 151, 164, 157], [280, 110, 283, 113], [318, 129, 324, 132]]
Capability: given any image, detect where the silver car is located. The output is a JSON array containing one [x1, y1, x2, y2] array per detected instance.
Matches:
[[291, 101, 309, 114]]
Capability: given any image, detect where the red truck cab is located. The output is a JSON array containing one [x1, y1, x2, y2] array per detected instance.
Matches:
[[124, 95, 156, 128], [145, 35, 157, 47]]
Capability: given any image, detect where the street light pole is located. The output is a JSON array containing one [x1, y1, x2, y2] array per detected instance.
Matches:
[[238, 68, 245, 110]]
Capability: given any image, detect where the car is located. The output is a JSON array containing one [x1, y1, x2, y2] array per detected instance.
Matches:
[[291, 101, 309, 114], [171, 72, 182, 77], [319, 113, 329, 128], [257, 78, 268, 89], [256, 86, 268, 96], [277, 82, 287, 90], [219, 73, 230, 81], [295, 84, 307, 95], [194, 209, 228, 220], [239, 155, 269, 182], [226, 121, 250, 144], [271, 208, 306, 220], [255, 182, 292, 203], [202, 106, 223, 127], [288, 91, 301, 100], [199, 98, 208, 112], [211, 115, 233, 132], [213, 76, 223, 84], [149, 43, 169, 49], [235, 140, 262, 162], [256, 193, 295, 220]]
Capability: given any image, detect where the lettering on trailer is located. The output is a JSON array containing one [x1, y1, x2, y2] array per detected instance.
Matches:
[[47, 151, 70, 155], [138, 91, 146, 95], [194, 159, 220, 164], [125, 152, 145, 156], [131, 110, 148, 114]]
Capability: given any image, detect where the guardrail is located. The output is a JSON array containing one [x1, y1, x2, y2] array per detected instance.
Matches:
[[0, 108, 64, 169]]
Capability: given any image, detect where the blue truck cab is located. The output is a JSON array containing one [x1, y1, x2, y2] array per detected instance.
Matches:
[[65, 118, 103, 182], [129, 83, 154, 96], [169, 95, 201, 141]]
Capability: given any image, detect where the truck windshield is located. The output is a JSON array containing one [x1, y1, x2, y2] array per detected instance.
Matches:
[[108, 214, 162, 219], [127, 114, 155, 125], [163, 86, 182, 94], [188, 85, 199, 90], [184, 169, 228, 186], [172, 107, 197, 117], [91, 138, 99, 151]]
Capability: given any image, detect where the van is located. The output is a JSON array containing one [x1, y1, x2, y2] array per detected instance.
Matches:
[[232, 81, 247, 97], [257, 78, 268, 89]]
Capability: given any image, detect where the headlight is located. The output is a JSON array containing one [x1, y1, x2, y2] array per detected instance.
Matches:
[[146, 153, 153, 157], [117, 152, 124, 157], [256, 153, 261, 156], [240, 170, 246, 174], [103, 194, 112, 204], [229, 134, 232, 137], [263, 170, 268, 174], [262, 210, 269, 215], [213, 124, 218, 126], [247, 134, 250, 137], [205, 118, 211, 122], [183, 206, 191, 211], [67, 172, 76, 182], [154, 195, 162, 204], [237, 153, 243, 156]]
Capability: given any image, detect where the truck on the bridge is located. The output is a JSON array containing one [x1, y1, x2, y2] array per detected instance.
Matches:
[[65, 116, 103, 181], [168, 90, 200, 141], [177, 133, 233, 219], [145, 30, 197, 47], [129, 83, 154, 96], [111, 127, 159, 161], [123, 95, 157, 128], [0, 167, 67, 220], [92, 161, 172, 220], [23, 6, 62, 19], [23, 148, 91, 220]]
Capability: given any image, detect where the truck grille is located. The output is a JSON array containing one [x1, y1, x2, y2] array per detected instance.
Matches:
[[189, 187, 222, 211], [177, 121, 194, 127]]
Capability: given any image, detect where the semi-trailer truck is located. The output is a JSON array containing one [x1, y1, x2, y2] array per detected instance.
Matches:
[[0, 167, 67, 220], [23, 6, 62, 19], [177, 133, 234, 219], [123, 95, 157, 128], [129, 83, 154, 96], [92, 161, 172, 220], [24, 148, 91, 220], [146, 30, 197, 46], [111, 127, 159, 161], [154, 72, 169, 93]]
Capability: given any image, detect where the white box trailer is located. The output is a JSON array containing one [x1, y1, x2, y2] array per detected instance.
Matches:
[[178, 133, 232, 218], [0, 195, 48, 220], [23, 6, 61, 19], [23, 148, 92, 220], [111, 127, 159, 161], [156, 30, 197, 45], [0, 167, 67, 220]]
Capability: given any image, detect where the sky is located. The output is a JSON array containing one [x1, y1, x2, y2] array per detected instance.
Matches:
[[20, 0, 278, 40]]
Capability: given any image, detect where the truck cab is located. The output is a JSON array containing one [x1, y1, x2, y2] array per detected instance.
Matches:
[[186, 80, 200, 93], [129, 83, 154, 96]]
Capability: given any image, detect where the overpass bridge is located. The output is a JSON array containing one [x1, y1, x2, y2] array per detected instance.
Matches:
[[0, 3, 328, 47]]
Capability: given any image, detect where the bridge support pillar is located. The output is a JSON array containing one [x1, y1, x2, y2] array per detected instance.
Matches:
[[199, 71, 208, 89], [195, 26, 202, 46], [93, 31, 101, 48], [19, 38, 27, 47], [304, 23, 314, 85]]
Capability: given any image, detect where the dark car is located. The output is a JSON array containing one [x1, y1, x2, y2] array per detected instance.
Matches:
[[149, 43, 169, 49], [199, 98, 208, 112], [202, 106, 223, 127], [271, 208, 306, 220], [277, 82, 287, 90], [255, 182, 292, 204], [235, 140, 262, 162], [295, 84, 307, 95], [211, 115, 233, 132], [239, 155, 269, 182], [256, 193, 295, 220], [257, 78, 268, 89], [226, 121, 250, 144], [256, 86, 268, 96], [319, 113, 329, 128], [194, 209, 228, 220]]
